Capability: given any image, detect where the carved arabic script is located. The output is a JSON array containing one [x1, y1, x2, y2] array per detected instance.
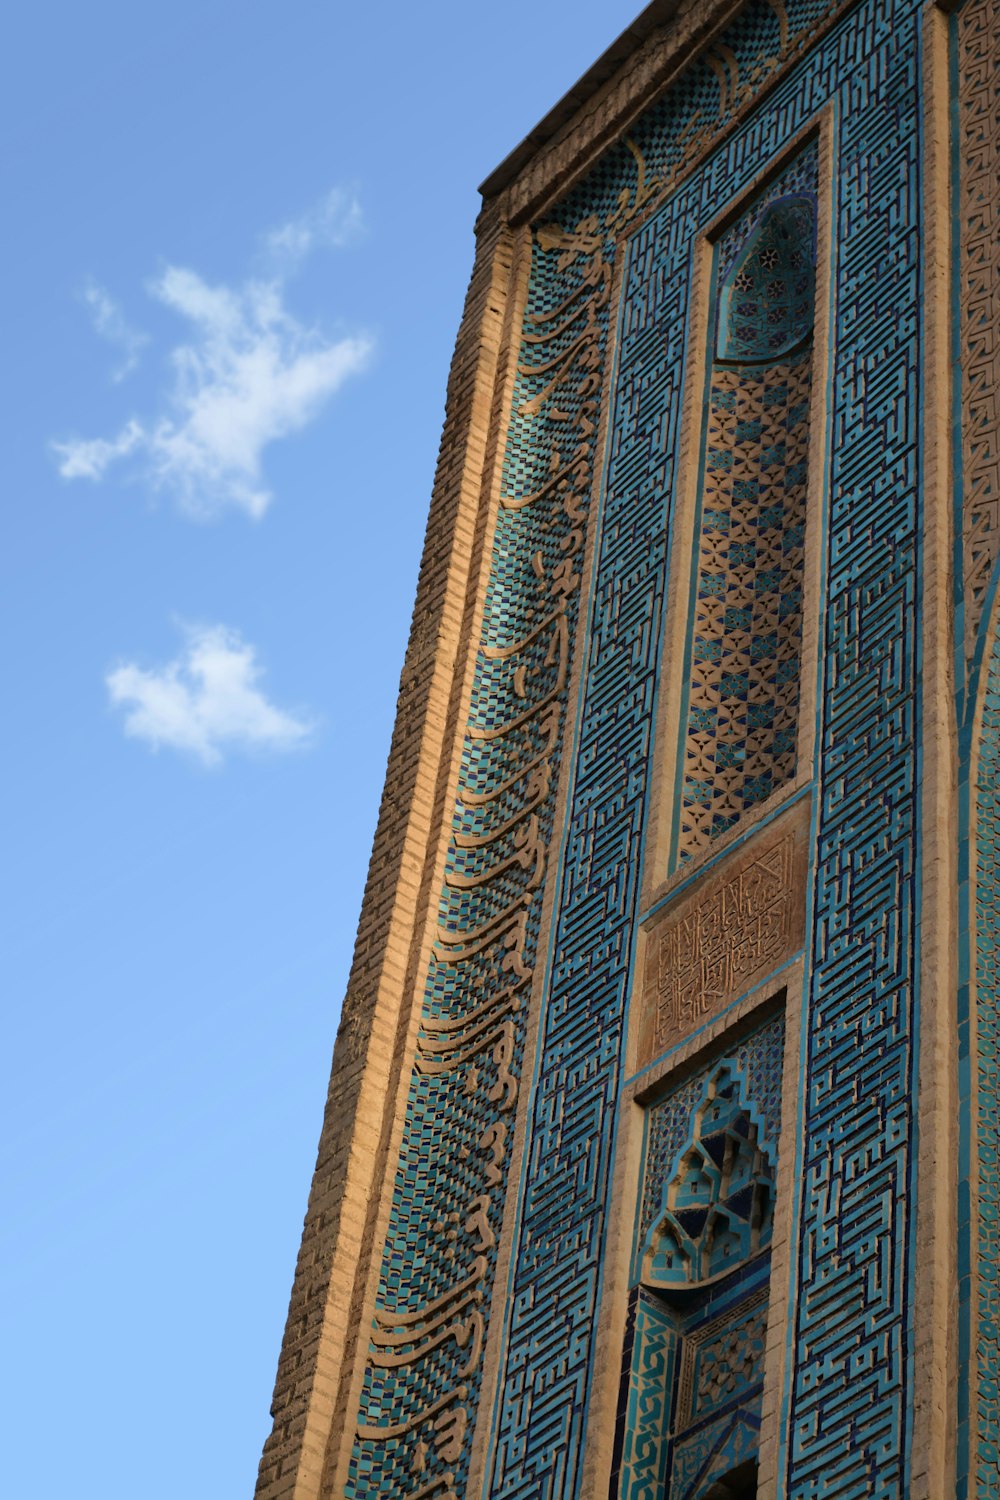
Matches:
[[639, 801, 808, 1063]]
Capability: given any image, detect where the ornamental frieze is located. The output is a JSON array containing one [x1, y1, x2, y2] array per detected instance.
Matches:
[[638, 796, 809, 1066]]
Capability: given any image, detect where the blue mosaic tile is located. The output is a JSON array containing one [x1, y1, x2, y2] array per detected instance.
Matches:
[[348, 0, 925, 1494]]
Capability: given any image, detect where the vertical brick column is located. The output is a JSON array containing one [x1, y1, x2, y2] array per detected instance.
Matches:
[[255, 202, 516, 1500]]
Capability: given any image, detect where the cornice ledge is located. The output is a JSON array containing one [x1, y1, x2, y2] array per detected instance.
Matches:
[[481, 0, 747, 225]]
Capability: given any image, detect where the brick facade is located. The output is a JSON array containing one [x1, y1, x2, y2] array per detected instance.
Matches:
[[255, 0, 1000, 1494]]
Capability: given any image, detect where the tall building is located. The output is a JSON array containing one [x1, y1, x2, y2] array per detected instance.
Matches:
[[255, 0, 1000, 1494]]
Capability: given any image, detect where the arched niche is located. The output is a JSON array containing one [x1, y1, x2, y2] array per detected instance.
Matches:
[[716, 196, 816, 364], [641, 1065, 775, 1292]]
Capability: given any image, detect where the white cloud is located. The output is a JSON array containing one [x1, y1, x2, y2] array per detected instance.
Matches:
[[53, 190, 371, 519], [53, 419, 143, 480], [106, 623, 315, 766], [82, 280, 148, 380], [263, 188, 364, 272]]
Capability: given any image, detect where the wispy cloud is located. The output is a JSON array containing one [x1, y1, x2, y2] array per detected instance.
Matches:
[[53, 191, 371, 519], [263, 187, 364, 272], [53, 419, 144, 480], [106, 623, 315, 766], [82, 280, 149, 381]]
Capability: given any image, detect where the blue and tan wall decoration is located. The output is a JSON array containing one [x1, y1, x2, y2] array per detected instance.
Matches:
[[959, 0, 1000, 1497], [257, 0, 1000, 1495]]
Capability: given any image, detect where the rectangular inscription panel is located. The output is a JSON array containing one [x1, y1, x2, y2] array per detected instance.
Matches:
[[637, 798, 809, 1065]]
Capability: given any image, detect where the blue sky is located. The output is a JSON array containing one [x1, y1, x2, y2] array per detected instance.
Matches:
[[1, 3, 639, 1494]]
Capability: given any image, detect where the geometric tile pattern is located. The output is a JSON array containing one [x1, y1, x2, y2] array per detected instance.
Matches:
[[690, 1297, 769, 1419], [640, 1014, 785, 1255], [348, 196, 611, 1496], [641, 1066, 776, 1290], [717, 197, 816, 363], [673, 1276, 768, 1498], [618, 1030, 778, 1497], [615, 1290, 675, 1500], [485, 1, 924, 1495], [961, 2, 1000, 1493], [616, 1277, 768, 1500], [478, 4, 925, 1497], [679, 355, 811, 857], [347, 0, 924, 1494], [788, 12, 921, 1494], [973, 618, 1000, 1500], [679, 153, 815, 860], [668, 1402, 762, 1500], [482, 13, 843, 1497], [346, 109, 619, 1500], [668, 1407, 762, 1500], [957, 0, 1000, 676]]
